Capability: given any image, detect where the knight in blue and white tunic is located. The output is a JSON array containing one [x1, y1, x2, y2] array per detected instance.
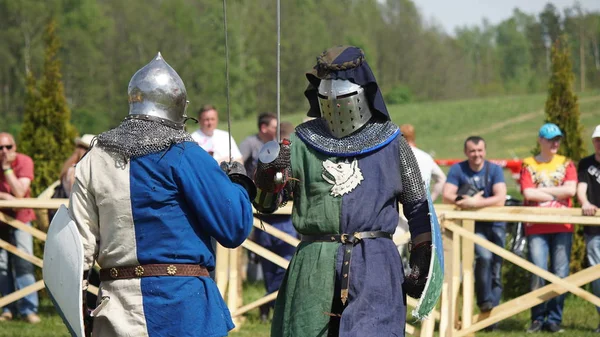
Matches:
[[69, 53, 254, 337]]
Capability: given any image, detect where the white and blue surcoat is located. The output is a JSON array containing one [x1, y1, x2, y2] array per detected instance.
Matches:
[[69, 141, 253, 337]]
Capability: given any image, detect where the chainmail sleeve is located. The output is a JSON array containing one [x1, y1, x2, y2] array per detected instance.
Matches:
[[398, 137, 431, 239]]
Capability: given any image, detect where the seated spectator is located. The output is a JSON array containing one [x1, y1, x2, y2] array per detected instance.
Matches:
[[442, 136, 506, 326], [191, 104, 242, 163], [0, 132, 40, 324], [520, 123, 576, 333]]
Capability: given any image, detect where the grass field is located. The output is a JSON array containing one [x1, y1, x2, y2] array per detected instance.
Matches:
[[5, 91, 600, 336], [228, 283, 600, 337], [220, 90, 599, 195], [8, 282, 598, 337], [213, 90, 600, 161]]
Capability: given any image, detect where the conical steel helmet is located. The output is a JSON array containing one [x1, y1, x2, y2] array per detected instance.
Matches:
[[128, 52, 188, 128]]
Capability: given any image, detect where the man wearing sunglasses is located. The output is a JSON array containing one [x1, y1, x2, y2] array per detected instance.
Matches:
[[0, 132, 40, 324]]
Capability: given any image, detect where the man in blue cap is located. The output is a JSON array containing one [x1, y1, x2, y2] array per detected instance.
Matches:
[[520, 123, 577, 333]]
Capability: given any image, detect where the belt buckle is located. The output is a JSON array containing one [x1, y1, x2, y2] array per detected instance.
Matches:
[[340, 233, 349, 244], [341, 233, 360, 244]]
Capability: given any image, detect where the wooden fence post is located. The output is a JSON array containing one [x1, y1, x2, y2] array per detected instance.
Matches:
[[215, 243, 230, 297], [420, 315, 435, 337], [439, 219, 461, 337], [228, 247, 241, 329], [461, 220, 475, 336], [439, 220, 451, 337]]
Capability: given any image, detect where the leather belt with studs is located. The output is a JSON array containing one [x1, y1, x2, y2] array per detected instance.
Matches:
[[300, 231, 393, 305], [99, 264, 209, 281]]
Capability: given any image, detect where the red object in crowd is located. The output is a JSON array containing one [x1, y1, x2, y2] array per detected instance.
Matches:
[[435, 159, 523, 180]]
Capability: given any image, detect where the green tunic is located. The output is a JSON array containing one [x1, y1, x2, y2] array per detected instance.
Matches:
[[271, 134, 341, 337]]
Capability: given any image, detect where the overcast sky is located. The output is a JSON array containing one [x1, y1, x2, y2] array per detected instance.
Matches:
[[413, 0, 600, 34]]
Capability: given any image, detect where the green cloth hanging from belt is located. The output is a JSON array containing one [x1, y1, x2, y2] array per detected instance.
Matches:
[[271, 134, 342, 337]]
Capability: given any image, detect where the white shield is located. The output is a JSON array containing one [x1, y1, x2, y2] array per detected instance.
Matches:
[[43, 205, 85, 337]]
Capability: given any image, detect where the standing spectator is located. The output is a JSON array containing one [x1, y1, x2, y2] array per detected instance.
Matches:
[[394, 125, 447, 259], [520, 123, 576, 333], [191, 104, 242, 163], [0, 132, 40, 324], [239, 113, 278, 176], [54, 134, 98, 309], [279, 121, 295, 142], [400, 124, 446, 201], [45, 134, 96, 234], [442, 136, 507, 321], [576, 125, 600, 333], [240, 115, 297, 322], [59, 134, 96, 197]]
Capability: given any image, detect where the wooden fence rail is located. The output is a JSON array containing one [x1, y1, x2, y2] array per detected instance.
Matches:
[[219, 203, 600, 336], [436, 204, 600, 337], [0, 197, 101, 313]]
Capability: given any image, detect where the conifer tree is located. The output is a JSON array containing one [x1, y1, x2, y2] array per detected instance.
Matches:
[[542, 35, 585, 161], [18, 20, 77, 196], [537, 36, 586, 272]]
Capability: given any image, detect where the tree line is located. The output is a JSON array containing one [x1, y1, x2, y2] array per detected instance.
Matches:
[[0, 0, 599, 135]]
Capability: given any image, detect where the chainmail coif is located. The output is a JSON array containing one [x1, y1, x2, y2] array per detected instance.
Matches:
[[96, 118, 194, 158]]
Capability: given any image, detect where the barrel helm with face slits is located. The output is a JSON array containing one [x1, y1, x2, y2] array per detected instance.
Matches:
[[303, 46, 392, 140], [127, 52, 190, 130], [254, 46, 393, 212], [317, 79, 372, 138]]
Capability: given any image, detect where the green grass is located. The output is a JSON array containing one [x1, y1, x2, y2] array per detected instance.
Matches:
[[196, 90, 600, 161], [3, 284, 598, 337], [473, 294, 600, 337], [230, 282, 600, 337], [0, 298, 71, 337], [387, 90, 600, 160]]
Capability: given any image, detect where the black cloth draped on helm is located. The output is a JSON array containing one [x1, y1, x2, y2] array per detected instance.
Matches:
[[304, 45, 389, 120]]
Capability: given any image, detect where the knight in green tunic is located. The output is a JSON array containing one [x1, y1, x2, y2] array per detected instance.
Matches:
[[253, 46, 442, 337]]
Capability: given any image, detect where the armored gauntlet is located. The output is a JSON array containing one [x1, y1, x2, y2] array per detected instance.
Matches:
[[220, 161, 257, 201], [253, 139, 291, 213], [403, 241, 432, 299]]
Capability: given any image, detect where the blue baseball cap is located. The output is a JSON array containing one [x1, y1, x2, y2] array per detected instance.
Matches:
[[539, 123, 563, 139]]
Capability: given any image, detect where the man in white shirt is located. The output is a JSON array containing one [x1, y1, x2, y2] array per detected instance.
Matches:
[[400, 124, 446, 200], [190, 105, 242, 163]]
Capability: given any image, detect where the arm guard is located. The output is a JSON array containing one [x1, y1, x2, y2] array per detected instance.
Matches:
[[398, 137, 430, 238], [253, 139, 292, 213], [398, 137, 433, 299]]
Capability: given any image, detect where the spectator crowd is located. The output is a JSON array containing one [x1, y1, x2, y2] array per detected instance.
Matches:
[[440, 122, 600, 334]]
